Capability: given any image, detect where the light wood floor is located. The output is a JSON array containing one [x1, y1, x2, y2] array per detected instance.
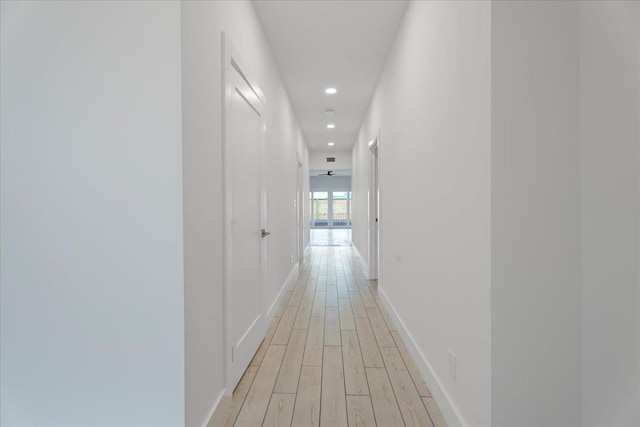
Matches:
[[223, 246, 447, 427]]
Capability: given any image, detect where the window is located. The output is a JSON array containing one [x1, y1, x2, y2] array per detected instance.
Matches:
[[310, 191, 351, 228]]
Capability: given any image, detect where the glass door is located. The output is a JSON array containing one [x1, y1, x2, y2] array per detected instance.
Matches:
[[330, 191, 351, 228], [311, 191, 329, 228], [310, 191, 351, 228]]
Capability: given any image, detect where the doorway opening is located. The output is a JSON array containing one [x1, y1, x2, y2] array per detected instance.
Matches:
[[310, 190, 351, 228], [309, 173, 352, 246]]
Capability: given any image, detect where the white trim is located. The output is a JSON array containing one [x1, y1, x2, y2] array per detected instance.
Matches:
[[351, 245, 369, 280], [378, 287, 467, 427], [267, 262, 300, 319], [296, 153, 302, 261], [200, 388, 230, 427], [221, 29, 231, 397]]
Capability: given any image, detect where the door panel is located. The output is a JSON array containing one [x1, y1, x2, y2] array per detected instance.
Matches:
[[227, 56, 266, 389], [369, 141, 379, 280]]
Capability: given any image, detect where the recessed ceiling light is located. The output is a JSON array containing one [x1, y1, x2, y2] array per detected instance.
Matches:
[[325, 87, 337, 94], [325, 109, 334, 115], [326, 124, 335, 129], [328, 142, 335, 146]]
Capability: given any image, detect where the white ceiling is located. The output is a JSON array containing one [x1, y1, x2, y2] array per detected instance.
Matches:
[[253, 0, 408, 152]]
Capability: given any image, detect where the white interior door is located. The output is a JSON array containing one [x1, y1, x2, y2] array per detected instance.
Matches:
[[368, 137, 379, 280], [223, 35, 267, 390]]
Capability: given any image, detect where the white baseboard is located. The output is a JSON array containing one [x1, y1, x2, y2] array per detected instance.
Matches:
[[378, 287, 467, 427], [204, 263, 300, 427], [351, 245, 369, 279], [201, 388, 230, 427], [266, 261, 300, 319]]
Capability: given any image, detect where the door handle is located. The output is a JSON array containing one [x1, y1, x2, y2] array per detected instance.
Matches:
[[261, 229, 271, 238]]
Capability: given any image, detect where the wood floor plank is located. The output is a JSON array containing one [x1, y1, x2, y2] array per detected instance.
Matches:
[[311, 292, 326, 319], [307, 274, 318, 286], [377, 299, 397, 331], [326, 273, 337, 287], [324, 306, 341, 346], [338, 298, 356, 330], [273, 329, 307, 393], [346, 278, 359, 292], [423, 396, 447, 427], [367, 306, 396, 347], [275, 291, 293, 317], [263, 393, 295, 427], [341, 330, 369, 395], [302, 316, 324, 366], [381, 347, 433, 426], [337, 283, 350, 298], [366, 367, 405, 427], [292, 366, 322, 427], [271, 306, 298, 345], [326, 286, 338, 307], [354, 316, 384, 368], [360, 289, 378, 308], [349, 290, 368, 318], [250, 317, 281, 366], [354, 272, 367, 284], [234, 345, 286, 427], [346, 395, 377, 427], [293, 297, 313, 330], [296, 270, 310, 285], [391, 330, 431, 397], [288, 282, 306, 307], [223, 365, 259, 427], [303, 281, 317, 297], [320, 346, 348, 427]]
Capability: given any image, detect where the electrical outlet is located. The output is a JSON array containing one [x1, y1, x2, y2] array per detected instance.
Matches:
[[290, 254, 294, 264], [293, 199, 296, 208], [449, 350, 456, 382]]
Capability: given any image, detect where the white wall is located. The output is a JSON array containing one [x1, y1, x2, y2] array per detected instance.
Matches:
[[492, 3, 640, 426], [491, 2, 583, 426], [580, 2, 640, 426], [351, 2, 492, 425], [0, 2, 184, 425], [310, 149, 352, 171], [181, 1, 309, 425], [310, 175, 351, 191]]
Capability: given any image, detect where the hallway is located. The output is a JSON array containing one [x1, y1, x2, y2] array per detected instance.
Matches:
[[2, 1, 640, 426], [223, 247, 445, 427]]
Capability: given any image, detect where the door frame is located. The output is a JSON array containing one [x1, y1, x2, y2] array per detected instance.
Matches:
[[297, 154, 304, 261], [368, 133, 380, 280], [221, 32, 268, 392]]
